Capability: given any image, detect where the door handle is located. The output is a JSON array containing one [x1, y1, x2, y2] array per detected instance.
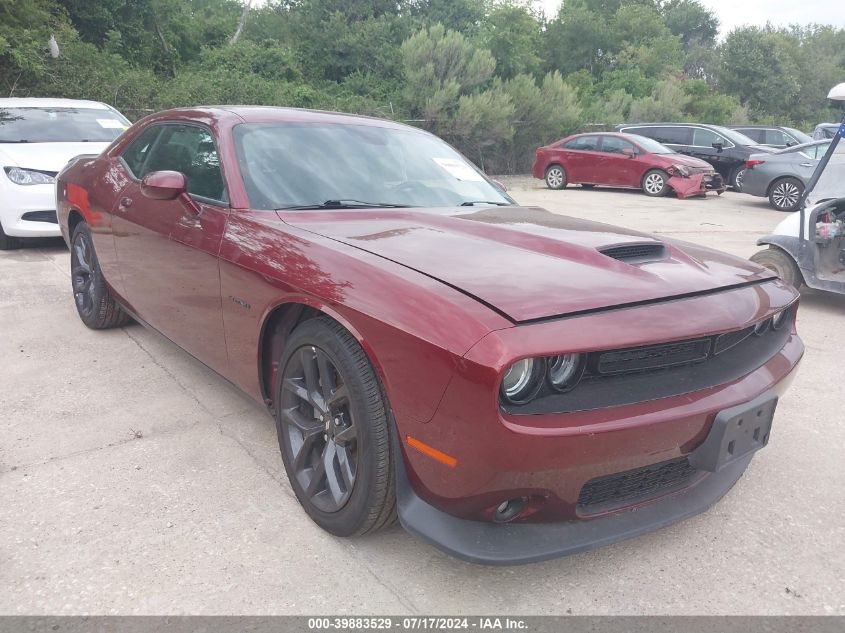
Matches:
[[119, 196, 133, 210], [800, 162, 814, 168]]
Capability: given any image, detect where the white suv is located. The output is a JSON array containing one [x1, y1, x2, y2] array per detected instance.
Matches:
[[0, 98, 129, 249]]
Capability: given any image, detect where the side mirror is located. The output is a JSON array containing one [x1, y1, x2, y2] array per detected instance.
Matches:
[[711, 142, 724, 152], [141, 170, 188, 201], [492, 179, 507, 193], [622, 148, 635, 158]]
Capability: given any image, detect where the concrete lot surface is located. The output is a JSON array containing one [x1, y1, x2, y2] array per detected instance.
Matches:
[[1, 182, 843, 615]]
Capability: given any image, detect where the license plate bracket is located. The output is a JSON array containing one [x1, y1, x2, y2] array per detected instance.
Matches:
[[688, 392, 777, 472]]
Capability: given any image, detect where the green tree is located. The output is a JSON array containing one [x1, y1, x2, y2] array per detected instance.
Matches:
[[718, 26, 802, 120], [400, 23, 496, 121], [479, 2, 542, 80]]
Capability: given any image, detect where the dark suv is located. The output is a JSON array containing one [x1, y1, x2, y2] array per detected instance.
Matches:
[[616, 123, 773, 190], [729, 125, 812, 149]]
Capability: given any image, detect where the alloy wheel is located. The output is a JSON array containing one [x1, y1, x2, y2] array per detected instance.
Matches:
[[771, 181, 801, 210], [644, 173, 665, 194], [71, 232, 96, 316], [734, 168, 746, 190], [546, 167, 564, 188], [279, 345, 358, 513]]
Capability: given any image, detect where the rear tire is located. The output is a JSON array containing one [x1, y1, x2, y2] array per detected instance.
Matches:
[[642, 169, 669, 197], [768, 177, 803, 212], [544, 165, 567, 190], [731, 166, 746, 190], [750, 247, 803, 289], [0, 222, 18, 250], [70, 223, 131, 329], [275, 317, 397, 537]]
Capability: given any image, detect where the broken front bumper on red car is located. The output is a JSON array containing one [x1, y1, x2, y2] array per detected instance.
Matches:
[[669, 172, 727, 199], [394, 280, 802, 564]]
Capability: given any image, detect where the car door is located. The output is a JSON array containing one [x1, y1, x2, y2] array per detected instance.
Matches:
[[795, 143, 829, 182], [559, 135, 601, 183], [112, 123, 230, 374], [594, 136, 641, 186]]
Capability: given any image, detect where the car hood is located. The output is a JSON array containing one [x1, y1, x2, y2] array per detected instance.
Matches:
[[0, 142, 110, 172], [280, 206, 775, 322], [663, 154, 713, 169]]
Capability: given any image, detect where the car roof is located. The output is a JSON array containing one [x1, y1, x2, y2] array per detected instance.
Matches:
[[153, 106, 420, 132], [0, 97, 112, 109], [618, 122, 718, 129], [729, 125, 782, 129]]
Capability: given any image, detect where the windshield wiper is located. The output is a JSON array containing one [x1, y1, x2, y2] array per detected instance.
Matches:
[[0, 140, 30, 143], [459, 200, 509, 206], [276, 199, 411, 211]]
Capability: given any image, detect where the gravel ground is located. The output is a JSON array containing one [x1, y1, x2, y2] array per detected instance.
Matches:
[[1, 180, 843, 615]]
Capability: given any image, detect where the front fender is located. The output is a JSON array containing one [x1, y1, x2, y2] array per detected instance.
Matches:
[[756, 235, 801, 261]]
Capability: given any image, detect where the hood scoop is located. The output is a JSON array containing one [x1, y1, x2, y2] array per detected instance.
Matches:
[[598, 242, 668, 264]]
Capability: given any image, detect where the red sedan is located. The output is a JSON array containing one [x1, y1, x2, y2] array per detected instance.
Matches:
[[57, 108, 801, 565], [533, 132, 727, 198]]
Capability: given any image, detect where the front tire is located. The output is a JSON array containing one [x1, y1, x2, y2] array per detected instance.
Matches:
[[70, 223, 131, 329], [642, 169, 669, 197], [768, 177, 803, 212], [275, 317, 396, 537], [544, 164, 567, 190], [750, 247, 803, 289]]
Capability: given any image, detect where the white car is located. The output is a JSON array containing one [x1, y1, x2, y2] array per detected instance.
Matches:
[[0, 98, 129, 249], [751, 83, 845, 294]]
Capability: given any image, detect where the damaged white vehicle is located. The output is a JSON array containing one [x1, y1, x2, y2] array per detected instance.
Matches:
[[751, 83, 845, 294]]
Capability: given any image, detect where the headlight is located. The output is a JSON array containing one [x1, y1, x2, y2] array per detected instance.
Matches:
[[500, 358, 543, 404], [670, 164, 690, 177], [4, 167, 55, 185], [548, 354, 584, 392]]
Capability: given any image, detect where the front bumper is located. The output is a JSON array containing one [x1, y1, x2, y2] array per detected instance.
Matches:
[[397, 384, 791, 565], [394, 281, 802, 563], [0, 182, 60, 238], [669, 172, 727, 199]]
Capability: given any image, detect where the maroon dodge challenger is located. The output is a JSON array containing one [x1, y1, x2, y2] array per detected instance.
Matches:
[[56, 107, 803, 565]]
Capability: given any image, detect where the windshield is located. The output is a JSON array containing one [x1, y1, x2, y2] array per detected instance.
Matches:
[[806, 133, 845, 206], [233, 122, 512, 210], [628, 134, 673, 154], [0, 107, 129, 143], [710, 125, 757, 146]]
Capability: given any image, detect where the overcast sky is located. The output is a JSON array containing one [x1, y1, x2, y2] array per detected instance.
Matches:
[[536, 0, 845, 36]]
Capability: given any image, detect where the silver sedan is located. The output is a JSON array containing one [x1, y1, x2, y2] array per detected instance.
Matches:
[[741, 140, 830, 211]]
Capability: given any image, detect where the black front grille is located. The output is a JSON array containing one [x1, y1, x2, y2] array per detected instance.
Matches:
[[597, 338, 710, 375], [577, 457, 699, 514], [21, 210, 58, 224], [598, 242, 667, 263]]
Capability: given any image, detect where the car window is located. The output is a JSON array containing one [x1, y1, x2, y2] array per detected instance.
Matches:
[[735, 128, 764, 143], [644, 126, 691, 145], [121, 126, 163, 179], [563, 136, 600, 151], [142, 124, 227, 202], [807, 142, 831, 159], [766, 129, 792, 146], [692, 127, 729, 147], [599, 136, 635, 155]]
